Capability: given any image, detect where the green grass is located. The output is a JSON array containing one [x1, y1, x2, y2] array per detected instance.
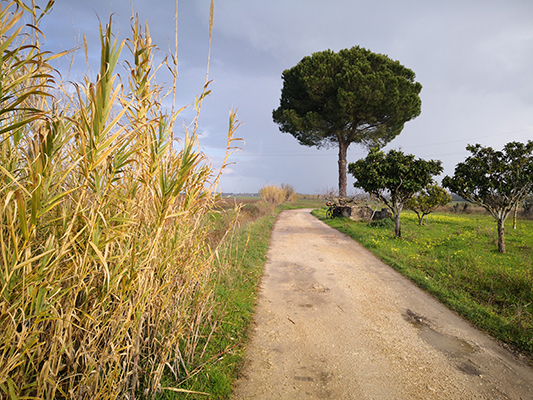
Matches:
[[312, 209, 533, 355], [281, 198, 326, 209]]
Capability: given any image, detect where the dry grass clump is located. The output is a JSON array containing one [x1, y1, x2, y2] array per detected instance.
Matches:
[[281, 183, 298, 202], [259, 185, 285, 205], [0, 1, 239, 398], [259, 184, 298, 205]]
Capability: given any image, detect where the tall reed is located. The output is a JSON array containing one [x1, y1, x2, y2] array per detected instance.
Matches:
[[0, 1, 239, 398]]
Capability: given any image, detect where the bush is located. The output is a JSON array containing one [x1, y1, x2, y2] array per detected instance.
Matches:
[[259, 185, 285, 205], [281, 183, 298, 202], [370, 218, 395, 228]]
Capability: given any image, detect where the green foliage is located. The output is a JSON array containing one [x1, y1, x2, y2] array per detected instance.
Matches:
[[348, 148, 442, 237], [443, 141, 533, 253], [272, 46, 422, 197], [369, 217, 394, 228], [313, 209, 533, 355], [406, 184, 452, 225]]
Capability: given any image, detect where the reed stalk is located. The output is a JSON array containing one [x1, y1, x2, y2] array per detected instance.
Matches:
[[0, 1, 240, 398]]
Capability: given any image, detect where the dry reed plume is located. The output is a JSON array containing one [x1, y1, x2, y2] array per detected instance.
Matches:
[[259, 184, 297, 205], [0, 0, 241, 398], [258, 185, 284, 205]]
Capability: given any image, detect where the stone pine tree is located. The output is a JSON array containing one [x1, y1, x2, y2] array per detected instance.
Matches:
[[272, 46, 422, 198], [348, 148, 443, 237], [443, 141, 533, 253]]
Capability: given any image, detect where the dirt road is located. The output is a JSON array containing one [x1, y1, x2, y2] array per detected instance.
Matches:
[[233, 209, 533, 399]]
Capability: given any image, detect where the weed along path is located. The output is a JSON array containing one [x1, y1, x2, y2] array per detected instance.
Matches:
[[232, 209, 533, 399]]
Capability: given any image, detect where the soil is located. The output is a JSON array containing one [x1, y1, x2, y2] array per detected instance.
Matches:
[[232, 209, 533, 399]]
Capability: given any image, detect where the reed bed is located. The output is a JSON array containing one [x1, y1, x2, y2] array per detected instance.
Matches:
[[0, 1, 239, 398], [258, 184, 297, 205]]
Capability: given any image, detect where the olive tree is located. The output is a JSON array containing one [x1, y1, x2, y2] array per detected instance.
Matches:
[[273, 46, 422, 198], [348, 148, 443, 237], [442, 141, 533, 253], [406, 184, 452, 225]]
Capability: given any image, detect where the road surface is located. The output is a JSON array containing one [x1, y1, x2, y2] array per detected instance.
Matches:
[[233, 209, 533, 399]]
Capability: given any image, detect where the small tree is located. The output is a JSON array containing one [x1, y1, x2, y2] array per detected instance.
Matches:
[[442, 141, 533, 253], [348, 148, 443, 237], [406, 184, 452, 225]]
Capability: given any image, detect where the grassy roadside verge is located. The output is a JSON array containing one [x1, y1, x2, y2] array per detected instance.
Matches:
[[312, 208, 533, 357], [158, 206, 280, 399]]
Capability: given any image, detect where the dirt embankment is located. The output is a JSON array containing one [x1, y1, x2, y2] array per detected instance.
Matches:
[[233, 209, 533, 399]]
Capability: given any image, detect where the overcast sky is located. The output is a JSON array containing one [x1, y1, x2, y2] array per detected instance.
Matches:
[[38, 1, 533, 194]]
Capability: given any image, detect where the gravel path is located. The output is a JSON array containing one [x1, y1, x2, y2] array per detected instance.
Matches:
[[233, 209, 533, 399]]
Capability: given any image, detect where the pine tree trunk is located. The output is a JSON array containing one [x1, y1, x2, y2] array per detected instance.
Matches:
[[338, 140, 348, 198], [497, 218, 506, 253]]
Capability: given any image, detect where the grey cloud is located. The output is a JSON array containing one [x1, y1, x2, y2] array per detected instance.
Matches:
[[35, 0, 533, 193]]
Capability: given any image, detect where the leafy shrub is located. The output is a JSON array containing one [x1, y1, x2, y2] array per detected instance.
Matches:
[[370, 218, 394, 228]]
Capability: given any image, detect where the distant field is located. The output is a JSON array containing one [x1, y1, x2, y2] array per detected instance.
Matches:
[[281, 198, 326, 209], [313, 209, 533, 356], [218, 195, 325, 210]]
